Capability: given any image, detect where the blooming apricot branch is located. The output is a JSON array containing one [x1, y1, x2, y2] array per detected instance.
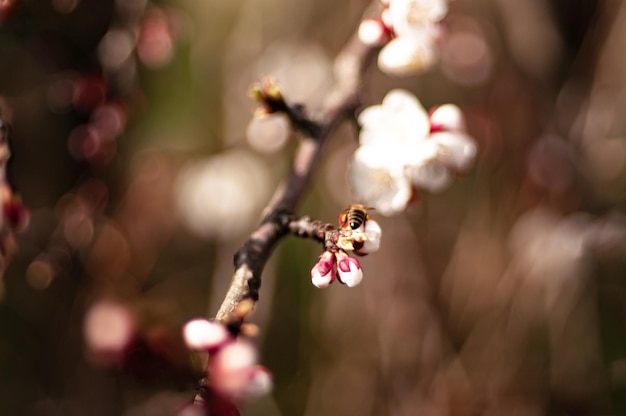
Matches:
[[190, 0, 474, 410], [190, 17, 377, 408]]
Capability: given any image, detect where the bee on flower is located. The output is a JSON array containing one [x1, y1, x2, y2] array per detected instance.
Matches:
[[310, 205, 382, 289]]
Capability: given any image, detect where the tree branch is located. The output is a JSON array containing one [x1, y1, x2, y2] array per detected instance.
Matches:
[[214, 33, 375, 323]]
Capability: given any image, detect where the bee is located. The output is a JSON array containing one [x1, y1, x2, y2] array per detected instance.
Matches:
[[339, 204, 373, 230]]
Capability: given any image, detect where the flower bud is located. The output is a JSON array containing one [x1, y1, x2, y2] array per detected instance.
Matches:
[[210, 339, 258, 397], [335, 252, 363, 287], [183, 319, 230, 351], [358, 18, 389, 47], [429, 104, 466, 133], [310, 251, 336, 288]]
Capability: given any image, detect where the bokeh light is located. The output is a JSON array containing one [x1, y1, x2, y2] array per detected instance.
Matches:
[[84, 300, 136, 359], [175, 150, 271, 240]]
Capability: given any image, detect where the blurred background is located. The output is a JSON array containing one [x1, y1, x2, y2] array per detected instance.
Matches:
[[1, 0, 626, 415]]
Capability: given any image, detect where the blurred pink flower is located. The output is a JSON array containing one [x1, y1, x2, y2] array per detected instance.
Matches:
[[182, 319, 272, 399], [183, 319, 230, 351], [210, 340, 272, 398]]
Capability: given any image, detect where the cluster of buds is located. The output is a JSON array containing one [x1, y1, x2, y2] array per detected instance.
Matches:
[[310, 205, 382, 288], [183, 317, 272, 399]]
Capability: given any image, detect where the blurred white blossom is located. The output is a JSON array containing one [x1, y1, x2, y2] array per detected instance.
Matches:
[[348, 89, 476, 215], [377, 0, 448, 76], [378, 36, 438, 77], [246, 113, 291, 154]]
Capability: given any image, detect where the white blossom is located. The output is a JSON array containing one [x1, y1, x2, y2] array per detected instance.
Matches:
[[355, 220, 382, 255], [378, 36, 438, 77], [377, 0, 448, 76], [348, 89, 477, 215]]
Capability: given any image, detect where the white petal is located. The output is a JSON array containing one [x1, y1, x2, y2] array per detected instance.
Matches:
[[311, 268, 333, 288], [430, 131, 477, 171], [358, 220, 382, 254], [340, 268, 363, 287], [357, 105, 385, 130], [352, 144, 400, 169], [403, 140, 439, 167], [358, 19, 388, 46], [381, 89, 424, 115], [388, 0, 448, 36], [410, 161, 452, 192], [337, 258, 363, 287], [378, 36, 437, 77], [348, 152, 413, 216]]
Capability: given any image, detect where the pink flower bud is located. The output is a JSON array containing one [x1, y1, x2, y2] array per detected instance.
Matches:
[[429, 104, 466, 133], [355, 220, 382, 255], [210, 340, 258, 397], [310, 251, 336, 288], [335, 252, 363, 287], [183, 319, 230, 351]]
